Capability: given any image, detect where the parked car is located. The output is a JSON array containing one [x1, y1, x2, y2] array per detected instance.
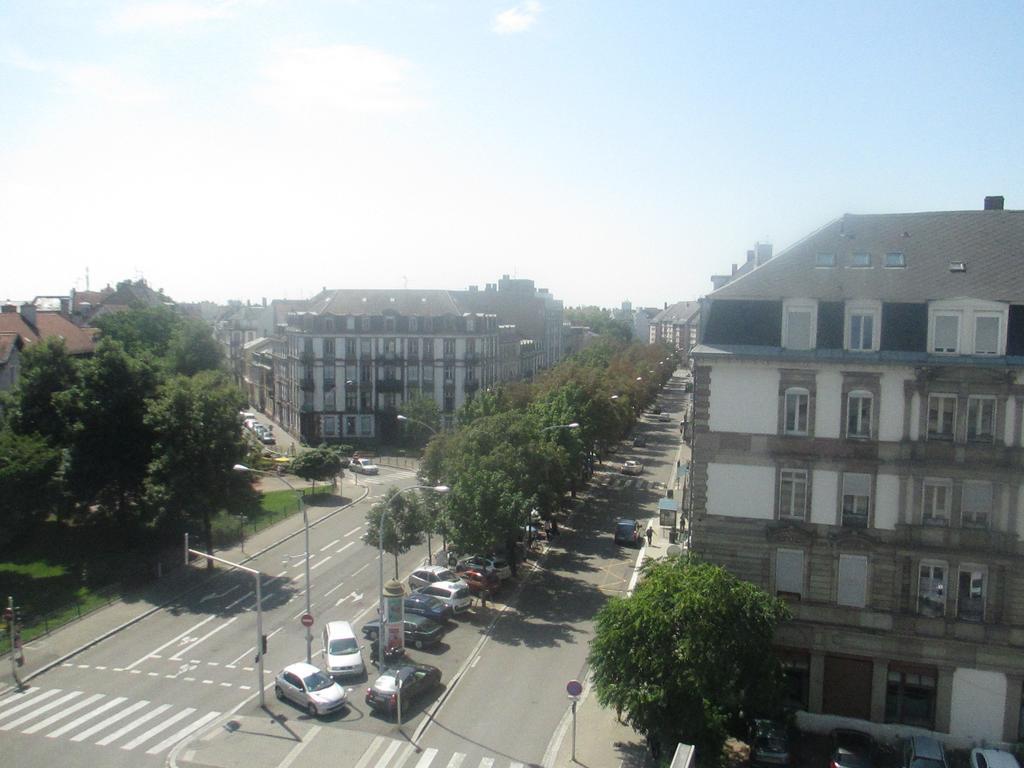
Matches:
[[365, 663, 441, 719], [360, 614, 445, 649], [971, 748, 1021, 768], [350, 457, 379, 474], [416, 581, 473, 614], [901, 735, 948, 768], [621, 460, 644, 475], [829, 728, 875, 768], [614, 518, 641, 546], [749, 719, 790, 767], [456, 555, 512, 580], [459, 567, 500, 595], [632, 435, 647, 448], [403, 593, 453, 624], [409, 565, 463, 590], [322, 621, 364, 679], [274, 661, 348, 717], [658, 411, 671, 422]]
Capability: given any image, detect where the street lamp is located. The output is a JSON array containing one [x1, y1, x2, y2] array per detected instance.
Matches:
[[541, 422, 580, 432], [234, 463, 315, 664], [397, 413, 438, 435], [377, 485, 449, 669]]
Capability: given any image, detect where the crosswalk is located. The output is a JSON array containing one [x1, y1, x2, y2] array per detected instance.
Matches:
[[0, 686, 220, 756], [594, 474, 662, 492], [356, 734, 529, 768]]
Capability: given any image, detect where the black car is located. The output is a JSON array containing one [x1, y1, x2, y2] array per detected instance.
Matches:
[[365, 663, 441, 718], [614, 518, 641, 546], [403, 593, 453, 624], [749, 719, 790, 767], [632, 435, 647, 447], [829, 728, 875, 768], [361, 614, 445, 649]]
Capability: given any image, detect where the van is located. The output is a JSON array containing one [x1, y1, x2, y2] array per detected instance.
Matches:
[[322, 621, 364, 679]]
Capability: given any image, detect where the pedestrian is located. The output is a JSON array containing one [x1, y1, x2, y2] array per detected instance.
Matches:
[[646, 523, 654, 546], [550, 519, 559, 537]]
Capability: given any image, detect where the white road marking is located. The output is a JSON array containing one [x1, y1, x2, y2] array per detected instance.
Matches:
[[445, 753, 465, 768], [351, 563, 370, 577], [344, 527, 362, 537], [320, 539, 340, 552], [169, 616, 238, 661], [278, 723, 321, 768], [120, 706, 195, 750], [413, 747, 438, 768], [95, 703, 171, 745], [390, 743, 417, 768], [123, 615, 217, 670], [225, 590, 254, 610], [146, 710, 221, 755], [311, 555, 333, 571], [375, 739, 402, 768], [71, 699, 150, 741], [1, 690, 82, 730], [353, 736, 387, 768], [22, 692, 105, 734], [324, 581, 347, 597], [479, 759, 495, 768], [335, 541, 355, 555], [48, 696, 127, 737], [0, 686, 48, 716]]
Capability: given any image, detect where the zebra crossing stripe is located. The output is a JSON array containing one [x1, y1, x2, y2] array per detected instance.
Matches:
[[95, 702, 171, 745], [22, 692, 104, 734], [120, 706, 195, 750], [48, 696, 127, 738], [510, 762, 525, 768], [445, 753, 465, 768], [412, 747, 438, 768], [354, 735, 388, 768], [71, 699, 149, 741], [479, 758, 495, 768], [375, 739, 403, 768], [389, 743, 418, 768], [0, 690, 82, 730], [0, 687, 54, 720], [146, 710, 222, 755]]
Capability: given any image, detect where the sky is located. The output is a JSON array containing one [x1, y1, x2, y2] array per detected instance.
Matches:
[[2, 1, 1023, 310]]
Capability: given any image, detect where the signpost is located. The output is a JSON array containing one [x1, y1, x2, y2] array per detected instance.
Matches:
[[567, 679, 583, 762], [300, 613, 314, 628]]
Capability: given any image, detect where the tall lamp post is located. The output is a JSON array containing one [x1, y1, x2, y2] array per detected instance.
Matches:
[[377, 484, 448, 669], [234, 463, 314, 664], [397, 413, 439, 436]]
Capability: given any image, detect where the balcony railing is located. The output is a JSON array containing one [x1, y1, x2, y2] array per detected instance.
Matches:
[[376, 379, 403, 393]]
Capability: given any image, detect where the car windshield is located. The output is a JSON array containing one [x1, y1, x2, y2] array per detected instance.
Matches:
[[303, 671, 335, 692], [436, 569, 456, 581], [374, 674, 399, 693], [328, 638, 358, 654], [452, 587, 469, 599], [616, 523, 635, 534]]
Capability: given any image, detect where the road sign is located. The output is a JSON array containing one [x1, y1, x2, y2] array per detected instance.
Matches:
[[300, 613, 314, 628], [566, 679, 583, 697], [2, 607, 11, 621]]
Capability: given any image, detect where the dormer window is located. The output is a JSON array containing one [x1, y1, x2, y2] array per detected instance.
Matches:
[[844, 301, 881, 352], [782, 300, 817, 350], [973, 314, 1000, 355], [930, 313, 960, 354], [815, 253, 836, 267], [850, 252, 871, 268]]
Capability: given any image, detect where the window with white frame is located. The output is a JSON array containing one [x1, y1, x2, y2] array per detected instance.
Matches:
[[848, 311, 876, 351], [918, 562, 946, 617], [783, 388, 809, 435], [837, 554, 868, 608], [931, 313, 960, 354], [783, 301, 816, 350], [927, 394, 957, 440], [778, 469, 808, 520], [922, 479, 951, 525], [973, 314, 1001, 355], [961, 482, 993, 528], [846, 391, 873, 438], [841, 473, 871, 528], [967, 396, 995, 442], [775, 549, 804, 599], [956, 567, 985, 622]]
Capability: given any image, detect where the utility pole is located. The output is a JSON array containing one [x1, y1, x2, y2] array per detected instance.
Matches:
[[6, 596, 24, 690]]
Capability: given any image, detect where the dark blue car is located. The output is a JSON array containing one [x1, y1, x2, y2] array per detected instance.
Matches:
[[403, 593, 453, 624]]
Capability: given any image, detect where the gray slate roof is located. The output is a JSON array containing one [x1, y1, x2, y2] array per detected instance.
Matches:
[[711, 209, 1024, 303], [307, 289, 466, 317], [653, 301, 700, 323]]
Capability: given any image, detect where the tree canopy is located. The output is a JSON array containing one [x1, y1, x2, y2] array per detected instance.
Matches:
[[362, 486, 426, 578], [289, 445, 344, 491], [588, 558, 790, 766]]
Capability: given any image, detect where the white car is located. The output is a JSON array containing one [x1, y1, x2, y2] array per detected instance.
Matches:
[[416, 581, 473, 614], [275, 661, 348, 717], [971, 749, 1021, 768], [621, 460, 644, 475], [350, 457, 379, 475], [322, 621, 365, 679], [408, 565, 462, 590], [456, 555, 512, 580]]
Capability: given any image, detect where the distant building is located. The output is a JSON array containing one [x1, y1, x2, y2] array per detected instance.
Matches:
[[632, 307, 659, 345], [0, 301, 97, 391], [649, 301, 701, 353]]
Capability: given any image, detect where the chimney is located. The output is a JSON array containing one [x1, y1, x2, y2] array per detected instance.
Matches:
[[756, 242, 773, 265], [984, 196, 1004, 211], [746, 250, 755, 263], [20, 302, 37, 329]]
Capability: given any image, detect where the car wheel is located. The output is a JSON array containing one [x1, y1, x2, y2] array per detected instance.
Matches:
[[275, 685, 284, 701], [307, 702, 317, 717], [414, 639, 424, 649]]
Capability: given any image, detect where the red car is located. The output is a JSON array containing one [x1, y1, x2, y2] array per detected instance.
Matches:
[[459, 567, 500, 596]]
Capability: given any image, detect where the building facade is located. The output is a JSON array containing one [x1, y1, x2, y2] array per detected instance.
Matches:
[[649, 301, 701, 353], [273, 289, 498, 443], [690, 199, 1024, 745]]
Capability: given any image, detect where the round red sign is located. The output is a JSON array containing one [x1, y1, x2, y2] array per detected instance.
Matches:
[[300, 613, 314, 628]]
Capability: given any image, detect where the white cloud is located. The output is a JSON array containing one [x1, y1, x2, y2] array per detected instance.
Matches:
[[494, 1, 541, 35], [255, 45, 423, 117], [60, 65, 164, 104], [111, 1, 234, 31]]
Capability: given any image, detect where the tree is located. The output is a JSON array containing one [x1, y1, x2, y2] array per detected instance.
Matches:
[[289, 446, 343, 492], [9, 337, 78, 445], [169, 319, 223, 376], [0, 427, 62, 547], [58, 339, 158, 527], [588, 558, 790, 765], [397, 394, 441, 447], [144, 371, 248, 567], [94, 305, 180, 359], [362, 486, 426, 578]]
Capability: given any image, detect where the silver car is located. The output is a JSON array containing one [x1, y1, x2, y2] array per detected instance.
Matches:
[[275, 661, 348, 717]]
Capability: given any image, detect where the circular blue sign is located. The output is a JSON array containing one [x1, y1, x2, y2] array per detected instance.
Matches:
[[566, 679, 583, 697]]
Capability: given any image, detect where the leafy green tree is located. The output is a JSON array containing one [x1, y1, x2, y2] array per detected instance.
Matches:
[[169, 319, 223, 376], [144, 371, 248, 566], [58, 339, 158, 527], [456, 388, 513, 427], [94, 305, 180, 359], [9, 337, 78, 444], [0, 427, 62, 547], [589, 558, 789, 765], [397, 394, 441, 447], [565, 306, 633, 343], [362, 486, 426, 578], [289, 446, 343, 492]]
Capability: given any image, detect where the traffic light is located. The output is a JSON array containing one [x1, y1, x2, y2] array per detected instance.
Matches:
[[261, 634, 268, 655], [255, 633, 268, 663]]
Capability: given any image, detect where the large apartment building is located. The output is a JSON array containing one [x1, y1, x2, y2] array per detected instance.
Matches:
[[273, 289, 499, 443], [689, 198, 1024, 745]]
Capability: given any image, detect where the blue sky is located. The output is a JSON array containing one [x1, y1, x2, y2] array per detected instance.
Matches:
[[2, 1, 1022, 309]]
